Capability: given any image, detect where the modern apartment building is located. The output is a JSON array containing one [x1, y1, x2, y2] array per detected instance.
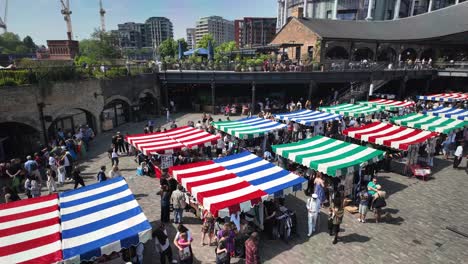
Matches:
[[234, 17, 277, 48], [195, 16, 234, 45], [276, 0, 468, 31], [116, 17, 173, 49], [186, 28, 196, 49]]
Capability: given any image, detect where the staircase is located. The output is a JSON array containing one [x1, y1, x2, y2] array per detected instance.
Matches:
[[337, 79, 391, 103]]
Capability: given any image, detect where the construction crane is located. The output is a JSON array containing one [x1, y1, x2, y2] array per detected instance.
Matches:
[[0, 0, 8, 33], [99, 0, 106, 32], [60, 0, 73, 40]]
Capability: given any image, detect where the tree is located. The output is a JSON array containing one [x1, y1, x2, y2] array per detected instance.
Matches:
[[158, 38, 177, 58], [0, 32, 33, 54], [196, 34, 215, 49], [22, 36, 37, 53], [215, 41, 237, 54], [77, 29, 121, 64], [177, 38, 188, 53]]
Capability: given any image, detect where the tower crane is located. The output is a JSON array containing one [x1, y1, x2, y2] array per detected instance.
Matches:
[[99, 0, 106, 32], [60, 0, 73, 40], [0, 0, 8, 33]]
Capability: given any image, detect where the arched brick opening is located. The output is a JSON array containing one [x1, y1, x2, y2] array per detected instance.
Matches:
[[325, 46, 349, 60], [0, 122, 41, 161]]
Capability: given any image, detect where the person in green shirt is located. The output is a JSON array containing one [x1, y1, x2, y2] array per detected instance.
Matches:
[[367, 178, 379, 196]]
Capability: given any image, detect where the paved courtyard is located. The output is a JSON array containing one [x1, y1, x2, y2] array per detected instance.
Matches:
[[34, 113, 468, 264]]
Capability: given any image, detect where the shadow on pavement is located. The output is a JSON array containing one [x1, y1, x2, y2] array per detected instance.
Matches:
[[377, 175, 408, 198], [340, 233, 371, 244]]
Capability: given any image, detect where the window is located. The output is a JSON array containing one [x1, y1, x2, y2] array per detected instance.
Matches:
[[326, 10, 333, 19]]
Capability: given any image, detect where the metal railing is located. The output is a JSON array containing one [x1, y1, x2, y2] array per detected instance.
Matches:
[[434, 61, 468, 71]]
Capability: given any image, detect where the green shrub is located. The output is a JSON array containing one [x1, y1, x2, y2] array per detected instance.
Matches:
[[0, 77, 19, 86]]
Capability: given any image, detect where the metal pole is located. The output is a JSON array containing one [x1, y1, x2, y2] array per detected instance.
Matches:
[[393, 0, 401, 20], [251, 81, 256, 115], [211, 80, 216, 115], [332, 0, 338, 19], [366, 0, 374, 20]]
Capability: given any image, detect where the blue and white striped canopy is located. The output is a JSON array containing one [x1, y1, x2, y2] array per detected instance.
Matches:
[[60, 177, 152, 263], [274, 109, 342, 126], [416, 92, 468, 102], [424, 107, 468, 121]]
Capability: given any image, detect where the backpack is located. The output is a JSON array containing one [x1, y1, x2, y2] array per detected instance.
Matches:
[[30, 162, 38, 171], [97, 171, 107, 181]]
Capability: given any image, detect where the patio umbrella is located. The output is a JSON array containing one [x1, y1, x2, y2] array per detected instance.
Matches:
[[178, 40, 183, 60], [208, 40, 214, 61]]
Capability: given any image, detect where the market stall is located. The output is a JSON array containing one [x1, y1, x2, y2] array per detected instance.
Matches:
[[342, 122, 438, 151], [391, 113, 468, 134], [319, 103, 381, 117], [126, 126, 220, 155], [416, 92, 468, 102], [271, 136, 385, 177], [60, 177, 152, 263], [358, 99, 415, 111], [424, 107, 468, 121], [212, 117, 287, 139], [273, 109, 342, 126], [168, 151, 307, 217], [0, 194, 62, 264]]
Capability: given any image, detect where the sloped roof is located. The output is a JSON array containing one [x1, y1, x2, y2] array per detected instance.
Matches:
[[293, 2, 468, 41]]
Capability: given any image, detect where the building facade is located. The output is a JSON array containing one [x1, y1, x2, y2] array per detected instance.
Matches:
[[276, 0, 467, 31], [116, 17, 173, 50], [195, 16, 234, 45], [234, 17, 277, 48], [186, 28, 196, 49]]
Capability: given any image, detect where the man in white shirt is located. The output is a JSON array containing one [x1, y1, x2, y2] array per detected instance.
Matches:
[[216, 134, 225, 156], [195, 121, 203, 129], [306, 193, 321, 236], [453, 142, 463, 168]]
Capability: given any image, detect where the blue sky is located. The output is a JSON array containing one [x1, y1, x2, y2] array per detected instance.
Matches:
[[6, 0, 277, 45]]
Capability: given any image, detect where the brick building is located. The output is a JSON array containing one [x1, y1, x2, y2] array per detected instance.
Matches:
[[46, 40, 79, 60], [234, 17, 277, 48]]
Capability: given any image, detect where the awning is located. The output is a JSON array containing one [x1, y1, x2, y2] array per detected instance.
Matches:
[[416, 92, 468, 102], [343, 122, 438, 151], [183, 48, 209, 56], [274, 109, 342, 126], [358, 99, 415, 111], [60, 177, 152, 263], [272, 136, 385, 177], [168, 151, 306, 217], [126, 126, 220, 155], [213, 117, 287, 139], [424, 107, 468, 121], [319, 103, 381, 117], [391, 113, 468, 134], [0, 195, 62, 264]]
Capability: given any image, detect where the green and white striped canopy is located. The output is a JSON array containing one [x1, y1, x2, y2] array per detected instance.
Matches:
[[272, 136, 385, 177], [212, 117, 287, 139], [319, 104, 381, 117], [391, 113, 468, 134]]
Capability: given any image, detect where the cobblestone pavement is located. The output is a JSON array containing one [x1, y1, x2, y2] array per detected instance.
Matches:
[[33, 113, 468, 264]]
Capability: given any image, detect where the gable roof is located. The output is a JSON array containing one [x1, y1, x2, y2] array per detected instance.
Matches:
[[290, 2, 468, 42]]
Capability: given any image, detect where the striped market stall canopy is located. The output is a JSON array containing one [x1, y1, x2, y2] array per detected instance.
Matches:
[[416, 92, 468, 102], [358, 99, 415, 111], [424, 107, 468, 121], [274, 109, 342, 126], [272, 136, 385, 177], [60, 177, 152, 263], [319, 104, 381, 117], [212, 117, 287, 139], [391, 113, 468, 134], [0, 195, 62, 264], [168, 151, 306, 217], [126, 126, 220, 155], [343, 122, 438, 151]]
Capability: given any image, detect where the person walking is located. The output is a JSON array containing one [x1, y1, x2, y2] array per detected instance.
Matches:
[[171, 184, 186, 224], [61, 151, 73, 182], [116, 132, 126, 155], [453, 142, 464, 168], [72, 167, 85, 189], [108, 165, 122, 179], [153, 223, 173, 264], [331, 198, 344, 244], [159, 184, 171, 223], [97, 166, 107, 182], [30, 177, 41, 198], [306, 193, 321, 236], [46, 166, 57, 194], [174, 224, 193, 264], [201, 210, 215, 246], [357, 187, 370, 223], [371, 188, 387, 223], [244, 232, 260, 264], [24, 176, 32, 198], [109, 147, 119, 166]]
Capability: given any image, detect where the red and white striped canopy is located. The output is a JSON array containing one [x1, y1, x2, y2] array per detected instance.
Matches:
[[126, 126, 220, 155], [0, 194, 62, 264], [343, 122, 438, 151], [359, 99, 415, 111]]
